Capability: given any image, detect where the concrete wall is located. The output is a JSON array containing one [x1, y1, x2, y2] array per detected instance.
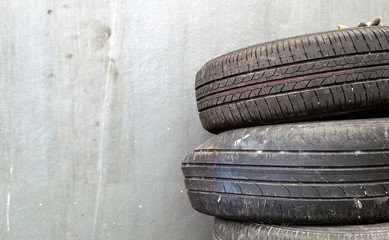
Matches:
[[0, 0, 388, 239]]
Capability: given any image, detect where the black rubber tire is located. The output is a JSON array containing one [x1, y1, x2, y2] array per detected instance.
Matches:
[[213, 217, 389, 240], [182, 118, 389, 225], [196, 26, 389, 133]]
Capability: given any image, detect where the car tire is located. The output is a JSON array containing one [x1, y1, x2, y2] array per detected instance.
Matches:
[[196, 27, 389, 133], [182, 118, 389, 224], [213, 217, 389, 240]]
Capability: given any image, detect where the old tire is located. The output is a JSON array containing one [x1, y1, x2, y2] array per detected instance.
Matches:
[[196, 26, 389, 133], [182, 118, 389, 225], [213, 217, 389, 240]]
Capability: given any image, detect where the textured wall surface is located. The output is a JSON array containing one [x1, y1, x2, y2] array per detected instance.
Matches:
[[0, 0, 388, 239]]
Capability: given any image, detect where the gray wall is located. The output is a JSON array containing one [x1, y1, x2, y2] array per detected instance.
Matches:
[[0, 0, 388, 239]]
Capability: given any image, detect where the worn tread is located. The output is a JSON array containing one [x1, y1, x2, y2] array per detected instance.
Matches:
[[182, 119, 389, 224], [213, 218, 389, 240]]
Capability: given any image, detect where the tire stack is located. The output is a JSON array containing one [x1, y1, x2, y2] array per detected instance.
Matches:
[[182, 26, 389, 239]]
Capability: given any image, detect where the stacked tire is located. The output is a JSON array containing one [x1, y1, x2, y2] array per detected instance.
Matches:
[[182, 26, 389, 239]]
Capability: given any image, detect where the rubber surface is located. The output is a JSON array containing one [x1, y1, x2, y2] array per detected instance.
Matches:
[[196, 26, 389, 133], [182, 118, 389, 225], [213, 217, 389, 240]]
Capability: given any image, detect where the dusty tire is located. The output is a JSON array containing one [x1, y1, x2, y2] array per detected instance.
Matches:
[[196, 26, 389, 133], [182, 118, 389, 225], [213, 217, 389, 240]]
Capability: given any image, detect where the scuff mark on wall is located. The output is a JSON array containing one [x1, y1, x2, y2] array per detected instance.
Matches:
[[6, 192, 10, 232], [6, 166, 13, 232], [92, 1, 119, 239]]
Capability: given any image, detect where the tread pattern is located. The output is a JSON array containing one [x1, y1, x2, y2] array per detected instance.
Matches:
[[195, 27, 389, 133], [196, 27, 389, 88], [213, 217, 389, 240], [196, 52, 389, 100], [182, 119, 389, 224]]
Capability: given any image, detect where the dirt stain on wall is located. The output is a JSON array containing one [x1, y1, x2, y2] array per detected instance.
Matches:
[[86, 20, 112, 51]]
